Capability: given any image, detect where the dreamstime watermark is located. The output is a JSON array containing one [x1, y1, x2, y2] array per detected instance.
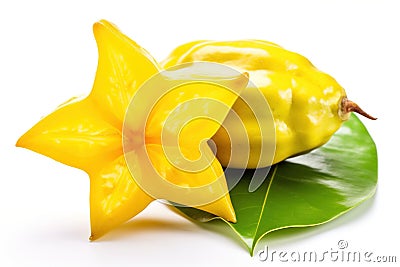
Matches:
[[257, 240, 397, 263]]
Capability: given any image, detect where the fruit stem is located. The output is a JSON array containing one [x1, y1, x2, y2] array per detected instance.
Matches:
[[341, 97, 377, 120]]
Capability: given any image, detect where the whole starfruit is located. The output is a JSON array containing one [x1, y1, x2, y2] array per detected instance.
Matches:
[[162, 40, 376, 168]]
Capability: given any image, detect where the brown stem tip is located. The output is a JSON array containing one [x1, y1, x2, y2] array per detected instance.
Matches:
[[341, 97, 377, 120]]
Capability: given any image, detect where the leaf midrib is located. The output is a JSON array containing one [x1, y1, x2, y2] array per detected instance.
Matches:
[[250, 164, 278, 250]]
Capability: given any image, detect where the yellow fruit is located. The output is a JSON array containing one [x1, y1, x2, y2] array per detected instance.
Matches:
[[162, 40, 376, 168], [16, 21, 251, 239]]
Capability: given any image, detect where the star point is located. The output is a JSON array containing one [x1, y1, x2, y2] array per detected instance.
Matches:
[[17, 20, 248, 239]]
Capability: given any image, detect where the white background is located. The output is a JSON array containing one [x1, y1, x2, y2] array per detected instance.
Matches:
[[1, 0, 399, 266]]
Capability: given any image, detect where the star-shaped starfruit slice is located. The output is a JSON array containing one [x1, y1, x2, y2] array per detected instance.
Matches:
[[16, 20, 249, 240]]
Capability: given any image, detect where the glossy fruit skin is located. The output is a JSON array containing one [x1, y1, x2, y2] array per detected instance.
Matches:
[[162, 40, 347, 168], [16, 21, 247, 239]]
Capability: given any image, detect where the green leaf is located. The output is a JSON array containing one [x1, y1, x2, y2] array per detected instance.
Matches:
[[173, 114, 377, 255]]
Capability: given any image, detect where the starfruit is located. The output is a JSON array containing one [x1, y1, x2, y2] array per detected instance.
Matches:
[[16, 20, 250, 239], [162, 40, 376, 168]]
